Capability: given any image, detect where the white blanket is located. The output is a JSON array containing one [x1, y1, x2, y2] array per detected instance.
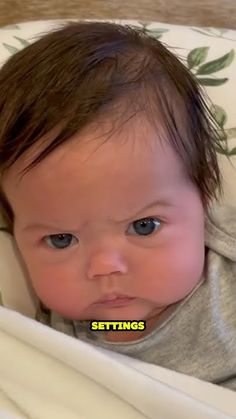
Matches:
[[0, 307, 236, 419]]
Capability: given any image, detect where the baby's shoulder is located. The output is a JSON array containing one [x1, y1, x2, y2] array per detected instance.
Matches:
[[207, 202, 236, 234], [204, 202, 236, 263]]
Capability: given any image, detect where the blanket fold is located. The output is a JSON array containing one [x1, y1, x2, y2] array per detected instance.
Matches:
[[0, 306, 236, 419]]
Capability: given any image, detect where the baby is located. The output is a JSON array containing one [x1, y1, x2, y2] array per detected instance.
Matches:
[[0, 21, 235, 390]]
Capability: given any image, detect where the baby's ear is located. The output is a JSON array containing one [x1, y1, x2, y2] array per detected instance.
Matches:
[[0, 230, 39, 318]]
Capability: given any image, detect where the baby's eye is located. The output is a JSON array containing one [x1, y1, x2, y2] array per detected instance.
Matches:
[[44, 234, 78, 249], [127, 217, 161, 236]]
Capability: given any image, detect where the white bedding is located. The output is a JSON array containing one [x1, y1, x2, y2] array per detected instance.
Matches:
[[0, 306, 236, 419]]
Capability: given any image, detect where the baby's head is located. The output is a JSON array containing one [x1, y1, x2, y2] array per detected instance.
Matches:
[[0, 22, 228, 339]]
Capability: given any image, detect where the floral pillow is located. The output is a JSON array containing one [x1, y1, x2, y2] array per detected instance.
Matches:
[[0, 19, 235, 316]]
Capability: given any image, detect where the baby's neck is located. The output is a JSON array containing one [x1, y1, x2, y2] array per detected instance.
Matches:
[[103, 309, 166, 343]]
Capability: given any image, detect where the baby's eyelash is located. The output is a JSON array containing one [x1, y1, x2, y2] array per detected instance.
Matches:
[[126, 217, 162, 236], [43, 233, 78, 250]]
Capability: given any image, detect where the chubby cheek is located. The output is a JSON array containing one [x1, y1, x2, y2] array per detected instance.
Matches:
[[135, 239, 205, 304], [24, 263, 89, 318]]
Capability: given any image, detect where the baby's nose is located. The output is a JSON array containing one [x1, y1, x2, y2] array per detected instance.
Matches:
[[86, 249, 128, 280]]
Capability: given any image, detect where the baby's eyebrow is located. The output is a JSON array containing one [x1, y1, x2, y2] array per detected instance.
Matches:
[[22, 199, 172, 232], [22, 222, 69, 232], [113, 199, 173, 223]]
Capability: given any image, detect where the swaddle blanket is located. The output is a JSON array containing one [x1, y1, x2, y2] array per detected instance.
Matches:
[[0, 306, 236, 419]]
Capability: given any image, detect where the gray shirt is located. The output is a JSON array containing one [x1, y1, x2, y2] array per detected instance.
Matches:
[[38, 202, 236, 391]]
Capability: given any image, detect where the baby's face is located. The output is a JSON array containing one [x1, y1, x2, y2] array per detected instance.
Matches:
[[3, 116, 206, 340]]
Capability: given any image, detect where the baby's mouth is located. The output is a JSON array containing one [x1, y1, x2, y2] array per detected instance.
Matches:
[[93, 293, 136, 306]]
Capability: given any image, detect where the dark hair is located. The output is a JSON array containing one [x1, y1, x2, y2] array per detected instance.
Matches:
[[0, 21, 230, 234]]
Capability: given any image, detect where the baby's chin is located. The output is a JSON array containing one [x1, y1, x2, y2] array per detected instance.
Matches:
[[51, 297, 166, 323], [77, 302, 166, 323]]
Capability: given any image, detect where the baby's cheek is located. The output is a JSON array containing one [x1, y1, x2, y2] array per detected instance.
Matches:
[[163, 242, 205, 300], [31, 270, 65, 305], [143, 241, 205, 304], [27, 266, 83, 315]]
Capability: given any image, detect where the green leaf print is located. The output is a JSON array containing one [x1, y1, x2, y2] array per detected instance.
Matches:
[[210, 105, 236, 146], [214, 144, 230, 155], [14, 36, 31, 47], [196, 49, 235, 75], [148, 28, 169, 39], [201, 28, 228, 36], [187, 47, 209, 69], [210, 104, 227, 128], [197, 77, 228, 86], [137, 22, 169, 39], [229, 147, 236, 155], [3, 36, 31, 55], [192, 28, 236, 41], [217, 131, 228, 142], [3, 43, 20, 54], [226, 128, 236, 139]]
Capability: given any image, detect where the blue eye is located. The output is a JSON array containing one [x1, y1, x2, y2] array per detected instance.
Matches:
[[44, 234, 78, 249], [127, 217, 161, 236]]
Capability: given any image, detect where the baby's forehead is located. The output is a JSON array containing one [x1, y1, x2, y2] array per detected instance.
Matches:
[[4, 114, 187, 196], [2, 118, 195, 228]]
